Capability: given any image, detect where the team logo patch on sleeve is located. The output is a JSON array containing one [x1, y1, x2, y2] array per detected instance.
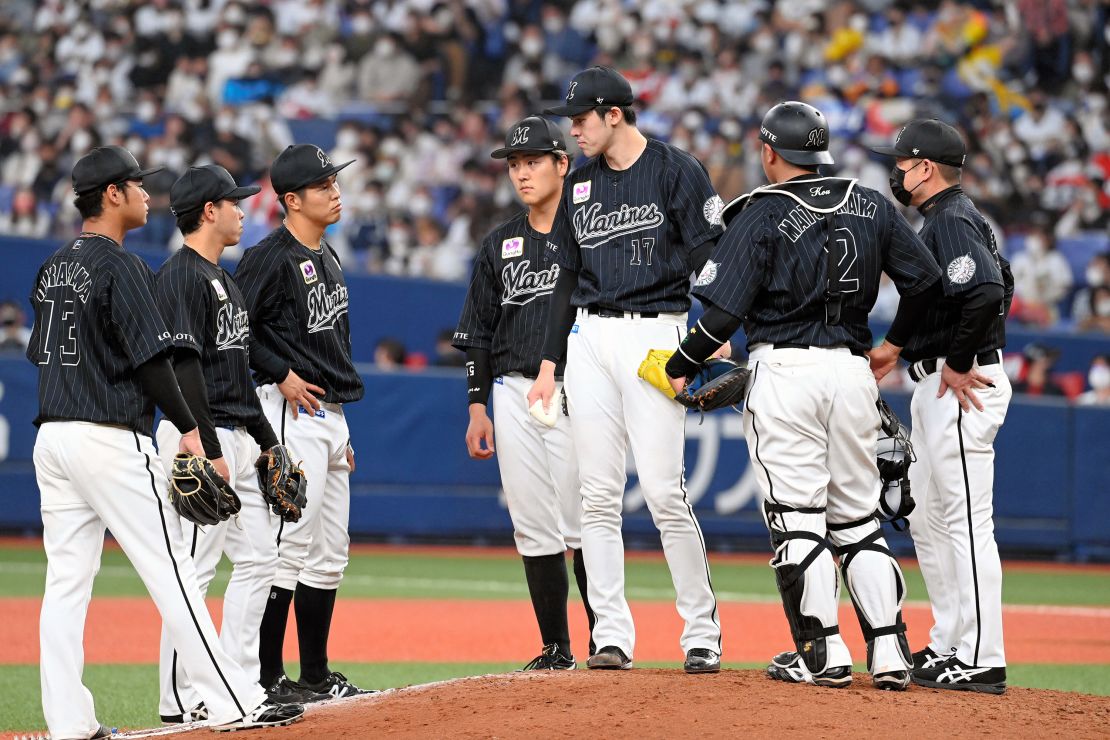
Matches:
[[572, 181, 592, 204], [946, 254, 976, 285], [501, 237, 524, 258], [703, 195, 724, 226], [695, 259, 718, 287], [300, 260, 319, 284], [210, 278, 228, 301]]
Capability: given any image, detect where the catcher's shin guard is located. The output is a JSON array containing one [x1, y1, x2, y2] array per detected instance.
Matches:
[[830, 517, 911, 676], [766, 503, 841, 675]]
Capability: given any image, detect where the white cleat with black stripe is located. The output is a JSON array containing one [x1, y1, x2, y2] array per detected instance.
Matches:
[[767, 651, 852, 688]]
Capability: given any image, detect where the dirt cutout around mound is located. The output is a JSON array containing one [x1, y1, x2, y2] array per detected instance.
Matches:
[[166, 670, 1110, 740]]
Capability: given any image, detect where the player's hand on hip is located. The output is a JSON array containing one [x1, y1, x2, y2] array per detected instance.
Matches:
[[179, 428, 206, 457], [465, 404, 495, 459], [346, 443, 356, 473], [210, 456, 231, 483], [868, 340, 902, 382], [526, 360, 558, 414], [711, 340, 732, 360], [278, 369, 325, 419], [938, 364, 992, 412], [668, 374, 687, 396]]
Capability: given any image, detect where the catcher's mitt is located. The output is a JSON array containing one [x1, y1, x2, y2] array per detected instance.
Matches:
[[875, 398, 916, 530], [676, 359, 751, 412], [255, 444, 307, 523], [169, 453, 242, 527]]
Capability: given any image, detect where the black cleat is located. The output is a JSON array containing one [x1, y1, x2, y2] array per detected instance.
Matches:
[[912, 657, 1006, 694], [520, 643, 577, 671], [302, 670, 377, 698], [265, 673, 332, 704], [587, 645, 633, 670], [684, 648, 721, 674]]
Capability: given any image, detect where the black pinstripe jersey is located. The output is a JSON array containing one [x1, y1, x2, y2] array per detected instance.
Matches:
[[28, 234, 173, 435], [452, 211, 564, 378], [548, 139, 724, 312], [235, 226, 364, 404], [695, 177, 941, 353], [899, 187, 1014, 362], [155, 247, 267, 428]]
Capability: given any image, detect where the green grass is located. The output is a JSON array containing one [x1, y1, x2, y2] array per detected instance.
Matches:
[[3, 662, 1108, 733], [2, 545, 1107, 606]]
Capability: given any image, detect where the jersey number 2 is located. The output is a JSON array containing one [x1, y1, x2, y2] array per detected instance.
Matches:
[[37, 298, 81, 367], [832, 227, 859, 293], [629, 237, 655, 266]]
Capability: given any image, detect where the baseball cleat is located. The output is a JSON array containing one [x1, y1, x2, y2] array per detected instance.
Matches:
[[265, 673, 332, 704], [520, 643, 577, 671], [872, 670, 911, 691], [160, 701, 208, 724], [767, 651, 852, 688], [587, 645, 633, 670], [302, 670, 377, 698], [912, 657, 1006, 694], [211, 701, 304, 731], [912, 645, 955, 671], [684, 648, 721, 674], [90, 725, 113, 739]]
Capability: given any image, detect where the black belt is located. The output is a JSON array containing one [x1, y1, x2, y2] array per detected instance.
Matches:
[[586, 305, 659, 319], [908, 350, 1001, 383], [773, 342, 866, 358]]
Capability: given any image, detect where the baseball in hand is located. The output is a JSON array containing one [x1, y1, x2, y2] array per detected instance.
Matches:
[[528, 398, 558, 428]]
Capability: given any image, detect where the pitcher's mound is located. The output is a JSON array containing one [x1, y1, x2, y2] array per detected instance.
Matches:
[[178, 670, 1110, 738]]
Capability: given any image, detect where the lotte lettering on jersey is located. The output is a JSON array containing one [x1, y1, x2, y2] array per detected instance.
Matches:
[[549, 139, 724, 312], [453, 211, 563, 377], [29, 234, 173, 435], [154, 247, 269, 428], [234, 226, 363, 404]]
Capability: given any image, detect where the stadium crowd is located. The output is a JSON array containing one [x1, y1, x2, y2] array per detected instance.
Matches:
[[0, 0, 1107, 333]]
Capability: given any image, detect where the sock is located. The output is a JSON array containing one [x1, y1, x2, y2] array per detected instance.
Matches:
[[572, 548, 597, 656], [294, 583, 338, 685], [258, 586, 293, 687], [521, 553, 571, 657]]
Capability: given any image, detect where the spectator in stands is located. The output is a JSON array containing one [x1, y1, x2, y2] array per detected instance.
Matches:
[[1072, 252, 1110, 326], [1013, 342, 1068, 397], [0, 300, 30, 352], [0, 186, 50, 239], [357, 33, 422, 107], [1077, 285, 1110, 333], [374, 337, 407, 371], [433, 328, 466, 368], [1010, 216, 1074, 326], [1076, 354, 1110, 406]]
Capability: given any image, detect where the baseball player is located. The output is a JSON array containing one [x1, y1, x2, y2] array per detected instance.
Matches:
[[663, 103, 943, 690], [453, 116, 595, 670], [153, 164, 329, 722], [870, 120, 1014, 694], [235, 144, 368, 700], [528, 66, 724, 674], [29, 146, 303, 738]]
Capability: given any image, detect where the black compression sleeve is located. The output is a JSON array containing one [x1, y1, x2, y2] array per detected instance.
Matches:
[[946, 282, 1005, 372], [886, 279, 942, 348], [541, 267, 579, 363], [172, 350, 222, 459], [688, 237, 717, 278], [465, 347, 493, 406], [246, 410, 279, 452], [665, 303, 743, 379], [135, 355, 198, 436]]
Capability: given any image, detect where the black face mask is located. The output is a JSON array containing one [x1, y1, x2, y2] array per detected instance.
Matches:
[[889, 160, 925, 206]]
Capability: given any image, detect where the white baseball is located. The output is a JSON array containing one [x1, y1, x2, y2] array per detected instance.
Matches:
[[528, 398, 558, 428]]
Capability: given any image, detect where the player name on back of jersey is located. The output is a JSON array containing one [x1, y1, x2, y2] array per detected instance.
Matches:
[[501, 259, 559, 306], [36, 259, 93, 302], [572, 201, 664, 247], [306, 282, 349, 334], [778, 190, 878, 243]]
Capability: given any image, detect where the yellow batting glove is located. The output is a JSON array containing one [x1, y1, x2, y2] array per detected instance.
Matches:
[[637, 349, 677, 399]]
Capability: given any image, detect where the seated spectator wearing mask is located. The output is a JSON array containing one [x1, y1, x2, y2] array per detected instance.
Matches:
[[1077, 355, 1110, 406], [0, 300, 31, 352], [1013, 342, 1067, 397], [1073, 254, 1110, 331], [1010, 217, 1073, 326]]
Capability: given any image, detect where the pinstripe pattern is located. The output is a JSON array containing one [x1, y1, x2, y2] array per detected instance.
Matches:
[[900, 189, 1014, 362], [235, 226, 363, 403], [155, 247, 268, 427], [694, 180, 941, 353], [548, 139, 724, 312], [452, 211, 564, 377], [28, 235, 173, 436]]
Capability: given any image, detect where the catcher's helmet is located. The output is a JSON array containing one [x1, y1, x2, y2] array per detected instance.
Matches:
[[758, 101, 834, 166]]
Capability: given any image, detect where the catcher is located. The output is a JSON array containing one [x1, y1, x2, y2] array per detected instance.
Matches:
[[153, 165, 316, 725]]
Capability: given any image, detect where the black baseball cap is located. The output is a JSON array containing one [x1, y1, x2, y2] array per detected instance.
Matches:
[[871, 119, 967, 167], [270, 144, 355, 195], [490, 116, 567, 159], [71, 145, 163, 196], [544, 66, 634, 117], [169, 164, 261, 217]]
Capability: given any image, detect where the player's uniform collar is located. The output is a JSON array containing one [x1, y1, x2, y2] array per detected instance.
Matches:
[[917, 185, 963, 216], [721, 176, 857, 227]]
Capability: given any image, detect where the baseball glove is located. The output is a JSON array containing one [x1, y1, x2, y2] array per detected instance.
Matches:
[[637, 349, 680, 399], [255, 444, 307, 523], [169, 453, 242, 527], [676, 358, 751, 412], [875, 398, 916, 530]]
